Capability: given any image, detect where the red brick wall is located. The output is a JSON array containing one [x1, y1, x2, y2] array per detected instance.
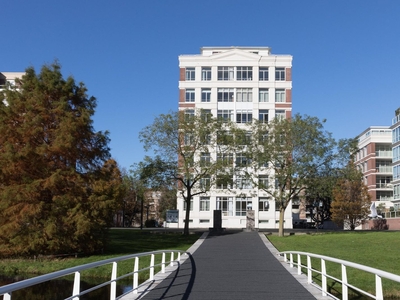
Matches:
[[286, 67, 292, 81], [286, 89, 292, 103], [180, 68, 185, 81]]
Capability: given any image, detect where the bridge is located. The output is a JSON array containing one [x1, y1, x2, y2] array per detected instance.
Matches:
[[1, 230, 399, 299]]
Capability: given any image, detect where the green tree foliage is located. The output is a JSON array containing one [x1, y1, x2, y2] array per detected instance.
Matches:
[[243, 114, 336, 236], [139, 110, 234, 235], [0, 63, 123, 257], [331, 161, 371, 230]]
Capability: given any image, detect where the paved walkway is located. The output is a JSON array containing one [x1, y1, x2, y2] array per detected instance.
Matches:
[[120, 231, 323, 300]]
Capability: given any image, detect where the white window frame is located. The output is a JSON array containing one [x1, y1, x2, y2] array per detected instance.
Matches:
[[201, 88, 211, 102], [200, 197, 210, 211], [259, 109, 269, 123], [218, 66, 234, 81], [259, 88, 269, 102], [185, 67, 195, 81], [259, 67, 269, 81], [185, 89, 195, 102], [201, 67, 211, 81], [236, 110, 252, 123], [217, 88, 234, 102], [236, 88, 253, 102], [275, 89, 286, 103], [275, 67, 285, 81], [216, 197, 233, 216], [237, 67, 253, 81]]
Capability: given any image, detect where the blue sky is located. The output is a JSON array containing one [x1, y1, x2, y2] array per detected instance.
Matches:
[[3, 1, 400, 170]]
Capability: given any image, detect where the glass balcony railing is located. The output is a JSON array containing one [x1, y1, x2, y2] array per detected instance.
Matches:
[[375, 151, 392, 158], [376, 166, 392, 173]]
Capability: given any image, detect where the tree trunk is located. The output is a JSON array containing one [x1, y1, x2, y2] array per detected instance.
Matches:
[[278, 208, 285, 237], [183, 197, 191, 235]]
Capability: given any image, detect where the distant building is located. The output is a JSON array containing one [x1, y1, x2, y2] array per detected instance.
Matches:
[[0, 72, 24, 90], [355, 126, 393, 209], [177, 46, 293, 229], [391, 109, 400, 210]]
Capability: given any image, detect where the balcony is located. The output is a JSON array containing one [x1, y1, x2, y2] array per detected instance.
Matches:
[[376, 166, 392, 173], [376, 150, 392, 158], [375, 183, 393, 189]]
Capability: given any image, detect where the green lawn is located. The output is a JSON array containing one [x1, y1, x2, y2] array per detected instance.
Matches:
[[268, 231, 400, 299], [0, 229, 202, 279]]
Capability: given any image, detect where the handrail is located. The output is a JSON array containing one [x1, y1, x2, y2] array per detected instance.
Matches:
[[279, 251, 400, 300], [0, 249, 186, 300]]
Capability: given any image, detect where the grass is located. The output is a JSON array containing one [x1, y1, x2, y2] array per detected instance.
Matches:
[[268, 231, 400, 299], [0, 229, 202, 279]]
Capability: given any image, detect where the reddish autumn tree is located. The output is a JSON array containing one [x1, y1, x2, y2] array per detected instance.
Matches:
[[0, 63, 123, 257]]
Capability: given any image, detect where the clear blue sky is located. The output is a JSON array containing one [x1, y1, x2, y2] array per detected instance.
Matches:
[[3, 0, 400, 170]]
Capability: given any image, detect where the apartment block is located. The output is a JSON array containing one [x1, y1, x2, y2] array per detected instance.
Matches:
[[391, 110, 400, 210], [355, 126, 393, 208], [0, 72, 24, 90], [177, 46, 293, 229]]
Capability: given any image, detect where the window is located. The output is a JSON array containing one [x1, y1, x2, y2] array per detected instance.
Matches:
[[216, 197, 233, 216], [216, 176, 233, 190], [199, 176, 211, 190], [184, 109, 195, 121], [236, 110, 252, 123], [259, 197, 270, 211], [275, 67, 285, 81], [217, 88, 234, 102], [200, 109, 212, 122], [183, 199, 193, 211], [237, 67, 252, 81], [237, 131, 252, 145], [217, 110, 233, 122], [218, 66, 234, 81], [236, 153, 251, 166], [217, 131, 233, 145], [201, 88, 211, 102], [236, 88, 252, 102], [275, 110, 285, 120], [236, 197, 252, 216], [185, 67, 195, 81], [200, 197, 210, 211], [259, 110, 269, 123], [201, 67, 211, 81], [200, 132, 211, 145], [258, 175, 269, 189], [184, 133, 194, 145], [259, 89, 269, 102], [200, 152, 211, 167], [236, 176, 252, 189], [259, 67, 269, 81], [217, 152, 234, 165], [185, 89, 195, 102], [275, 89, 286, 102]]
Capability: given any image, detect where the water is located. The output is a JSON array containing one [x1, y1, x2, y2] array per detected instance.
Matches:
[[0, 275, 133, 300]]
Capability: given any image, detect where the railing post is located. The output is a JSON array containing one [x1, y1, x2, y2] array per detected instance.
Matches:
[[110, 262, 117, 300], [72, 271, 80, 300], [178, 252, 181, 262], [307, 255, 312, 284], [290, 253, 294, 268], [283, 253, 288, 262], [376, 274, 383, 300], [161, 252, 166, 273], [133, 257, 139, 294], [4, 293, 11, 300], [170, 252, 175, 266], [150, 254, 155, 280], [321, 258, 327, 297], [342, 264, 348, 300], [297, 254, 302, 275]]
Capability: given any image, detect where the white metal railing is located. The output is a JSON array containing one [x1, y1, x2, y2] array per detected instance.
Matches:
[[0, 250, 186, 300], [279, 251, 400, 300]]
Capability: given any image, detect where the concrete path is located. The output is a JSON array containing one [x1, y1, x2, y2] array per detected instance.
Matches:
[[120, 231, 323, 300]]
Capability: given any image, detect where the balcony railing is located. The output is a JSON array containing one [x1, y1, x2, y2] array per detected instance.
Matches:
[[376, 166, 392, 173], [375, 151, 392, 158], [375, 183, 393, 189]]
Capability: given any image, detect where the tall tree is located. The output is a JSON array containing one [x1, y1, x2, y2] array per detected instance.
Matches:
[[331, 161, 371, 230], [243, 114, 336, 236], [0, 63, 121, 257], [139, 110, 234, 235]]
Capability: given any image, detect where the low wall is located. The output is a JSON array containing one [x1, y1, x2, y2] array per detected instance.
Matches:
[[362, 218, 400, 230]]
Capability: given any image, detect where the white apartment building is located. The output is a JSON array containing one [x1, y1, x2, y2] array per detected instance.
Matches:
[[0, 72, 24, 90], [355, 126, 393, 209], [391, 110, 400, 210], [177, 46, 293, 229]]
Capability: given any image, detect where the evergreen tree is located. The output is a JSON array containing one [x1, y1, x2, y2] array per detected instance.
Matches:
[[0, 63, 122, 257]]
